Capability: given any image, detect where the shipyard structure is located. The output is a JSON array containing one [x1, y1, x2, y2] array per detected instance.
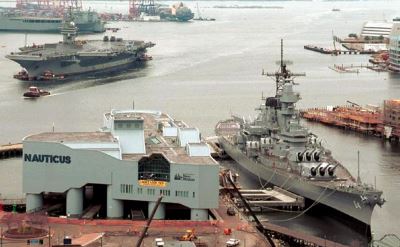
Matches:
[[23, 110, 219, 220]]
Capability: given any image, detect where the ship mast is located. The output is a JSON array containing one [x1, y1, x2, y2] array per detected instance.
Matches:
[[264, 39, 306, 96]]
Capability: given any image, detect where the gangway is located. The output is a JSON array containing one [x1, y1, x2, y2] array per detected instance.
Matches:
[[81, 204, 101, 219]]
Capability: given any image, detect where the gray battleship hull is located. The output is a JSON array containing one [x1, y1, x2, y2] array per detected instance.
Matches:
[[219, 137, 377, 226]]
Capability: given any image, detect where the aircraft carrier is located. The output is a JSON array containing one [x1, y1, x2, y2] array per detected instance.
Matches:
[[215, 41, 385, 229], [6, 17, 154, 81]]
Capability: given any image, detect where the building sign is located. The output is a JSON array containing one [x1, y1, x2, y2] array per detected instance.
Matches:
[[174, 173, 195, 182], [138, 180, 167, 187], [24, 154, 71, 164]]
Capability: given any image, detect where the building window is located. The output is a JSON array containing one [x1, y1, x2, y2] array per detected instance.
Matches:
[[138, 153, 170, 182], [121, 184, 134, 194], [160, 189, 170, 196], [175, 190, 189, 197], [138, 188, 143, 194], [193, 192, 195, 198]]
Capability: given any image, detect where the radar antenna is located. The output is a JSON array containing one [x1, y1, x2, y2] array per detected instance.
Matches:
[[262, 39, 306, 95]]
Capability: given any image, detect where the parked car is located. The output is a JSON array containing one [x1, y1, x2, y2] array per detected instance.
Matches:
[[226, 238, 240, 246], [227, 206, 236, 216]]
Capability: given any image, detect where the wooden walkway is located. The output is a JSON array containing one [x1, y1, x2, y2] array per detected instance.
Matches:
[[304, 45, 376, 55], [240, 188, 305, 208]]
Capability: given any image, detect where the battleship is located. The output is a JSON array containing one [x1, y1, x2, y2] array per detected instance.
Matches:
[[215, 40, 385, 229], [0, 8, 105, 33], [6, 17, 154, 81]]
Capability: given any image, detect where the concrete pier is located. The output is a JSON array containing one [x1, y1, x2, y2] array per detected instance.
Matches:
[[107, 185, 123, 218], [148, 201, 165, 219], [239, 187, 304, 209], [26, 193, 43, 212], [66, 188, 83, 217]]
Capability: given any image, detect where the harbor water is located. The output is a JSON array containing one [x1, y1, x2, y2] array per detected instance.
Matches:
[[0, 0, 400, 244]]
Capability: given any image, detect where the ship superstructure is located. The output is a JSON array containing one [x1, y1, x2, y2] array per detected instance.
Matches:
[[216, 40, 385, 227], [7, 17, 154, 81]]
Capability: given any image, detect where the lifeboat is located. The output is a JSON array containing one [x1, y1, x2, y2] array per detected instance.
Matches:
[[13, 70, 29, 81]]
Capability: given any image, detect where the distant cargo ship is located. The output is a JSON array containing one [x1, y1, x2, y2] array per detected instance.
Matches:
[[7, 18, 154, 81], [0, 8, 105, 33]]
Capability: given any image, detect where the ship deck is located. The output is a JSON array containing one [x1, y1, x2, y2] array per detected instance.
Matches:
[[220, 135, 365, 191], [9, 39, 147, 59]]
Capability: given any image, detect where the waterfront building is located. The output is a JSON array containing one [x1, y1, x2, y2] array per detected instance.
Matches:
[[22, 110, 219, 220], [361, 21, 393, 39], [389, 23, 400, 72]]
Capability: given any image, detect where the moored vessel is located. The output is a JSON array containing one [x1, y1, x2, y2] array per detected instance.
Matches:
[[0, 8, 105, 33], [215, 40, 385, 230]]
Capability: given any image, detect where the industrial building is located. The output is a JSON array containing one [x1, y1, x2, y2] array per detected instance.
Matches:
[[23, 110, 219, 220], [389, 23, 400, 72]]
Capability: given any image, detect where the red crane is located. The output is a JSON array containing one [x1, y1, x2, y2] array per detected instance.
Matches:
[[15, 0, 82, 11], [129, 0, 139, 18]]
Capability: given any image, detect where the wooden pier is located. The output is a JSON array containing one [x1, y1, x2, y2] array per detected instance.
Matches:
[[239, 187, 304, 210], [0, 143, 23, 159], [328, 63, 386, 73], [304, 45, 375, 55]]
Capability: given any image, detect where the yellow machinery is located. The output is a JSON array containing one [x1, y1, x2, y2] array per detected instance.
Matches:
[[179, 229, 196, 241]]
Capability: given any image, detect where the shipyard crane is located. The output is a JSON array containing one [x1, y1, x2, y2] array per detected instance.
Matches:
[[129, 0, 139, 18], [332, 30, 338, 56], [129, 0, 156, 17], [16, 0, 82, 11]]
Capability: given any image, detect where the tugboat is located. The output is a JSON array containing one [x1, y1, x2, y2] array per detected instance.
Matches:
[[215, 40, 385, 234], [23, 86, 50, 98]]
